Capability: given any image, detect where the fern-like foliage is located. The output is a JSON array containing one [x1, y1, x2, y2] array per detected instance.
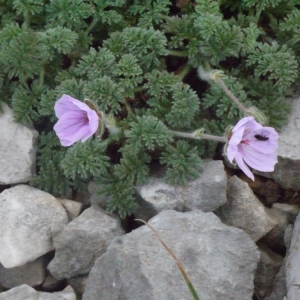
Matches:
[[0, 23, 45, 81], [45, 0, 94, 29], [160, 140, 202, 185], [2, 0, 299, 218], [12, 81, 45, 123], [113, 54, 143, 97], [128, 0, 170, 28], [124, 115, 173, 154], [166, 83, 199, 129], [202, 76, 251, 124], [104, 27, 168, 70], [114, 151, 151, 185], [97, 174, 138, 218], [246, 42, 298, 92], [83, 76, 124, 113], [61, 139, 110, 180], [75, 48, 116, 79], [30, 133, 74, 196]]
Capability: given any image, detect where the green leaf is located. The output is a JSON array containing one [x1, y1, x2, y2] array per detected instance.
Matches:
[[124, 115, 173, 154], [61, 139, 110, 180], [161, 140, 202, 185]]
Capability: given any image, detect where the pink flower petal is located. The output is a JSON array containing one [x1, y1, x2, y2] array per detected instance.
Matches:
[[226, 116, 278, 180], [53, 95, 99, 146], [234, 152, 254, 180], [240, 145, 277, 172], [54, 95, 83, 118]]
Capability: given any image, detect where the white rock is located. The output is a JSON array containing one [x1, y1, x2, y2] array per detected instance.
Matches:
[[215, 176, 278, 241], [0, 103, 38, 184], [0, 185, 68, 268], [0, 284, 76, 300]]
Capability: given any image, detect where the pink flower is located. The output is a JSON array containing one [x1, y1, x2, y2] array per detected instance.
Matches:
[[54, 94, 99, 146], [226, 116, 278, 180]]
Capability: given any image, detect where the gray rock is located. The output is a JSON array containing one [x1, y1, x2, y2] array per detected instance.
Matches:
[[284, 224, 294, 249], [261, 203, 299, 253], [0, 185, 68, 268], [48, 206, 124, 279], [286, 211, 300, 300], [57, 198, 83, 221], [0, 284, 76, 300], [256, 96, 300, 190], [0, 257, 46, 288], [88, 181, 107, 208], [268, 258, 287, 300], [83, 209, 260, 300], [41, 273, 65, 292], [215, 176, 278, 241], [134, 160, 227, 220], [0, 103, 38, 184], [254, 243, 283, 299], [68, 275, 88, 296]]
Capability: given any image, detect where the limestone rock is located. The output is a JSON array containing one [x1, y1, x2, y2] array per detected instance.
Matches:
[[254, 243, 283, 299], [0, 257, 46, 288], [0, 103, 38, 184], [0, 185, 68, 268], [57, 198, 82, 221], [286, 211, 300, 299], [48, 206, 124, 279], [261, 203, 299, 253], [268, 259, 287, 300], [256, 96, 300, 190], [83, 209, 260, 300], [68, 275, 88, 297], [134, 160, 227, 220], [0, 284, 76, 300], [215, 176, 278, 241]]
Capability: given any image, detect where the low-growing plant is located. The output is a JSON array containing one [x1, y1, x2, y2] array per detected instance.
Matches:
[[1, 0, 298, 217]]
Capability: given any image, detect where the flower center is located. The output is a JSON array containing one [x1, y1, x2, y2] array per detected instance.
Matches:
[[241, 139, 250, 146]]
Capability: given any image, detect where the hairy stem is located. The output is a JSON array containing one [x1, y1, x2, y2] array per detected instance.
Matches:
[[38, 67, 45, 89], [167, 49, 189, 57], [24, 11, 31, 28], [172, 131, 227, 142], [214, 78, 247, 113], [177, 64, 192, 81], [86, 17, 99, 35]]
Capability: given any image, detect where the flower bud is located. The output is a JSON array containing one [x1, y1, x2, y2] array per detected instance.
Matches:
[[245, 106, 269, 125], [197, 67, 227, 82], [193, 128, 205, 139]]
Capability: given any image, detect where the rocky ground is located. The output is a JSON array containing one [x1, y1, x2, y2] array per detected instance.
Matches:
[[1, 96, 300, 300]]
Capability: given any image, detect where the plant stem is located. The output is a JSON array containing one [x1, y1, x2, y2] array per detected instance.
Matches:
[[24, 11, 31, 28], [124, 98, 133, 115], [171, 131, 227, 142], [135, 219, 201, 300], [214, 78, 247, 113], [133, 86, 146, 93], [177, 64, 192, 81], [167, 49, 189, 57], [201, 133, 227, 142], [38, 67, 45, 89], [86, 17, 98, 35]]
